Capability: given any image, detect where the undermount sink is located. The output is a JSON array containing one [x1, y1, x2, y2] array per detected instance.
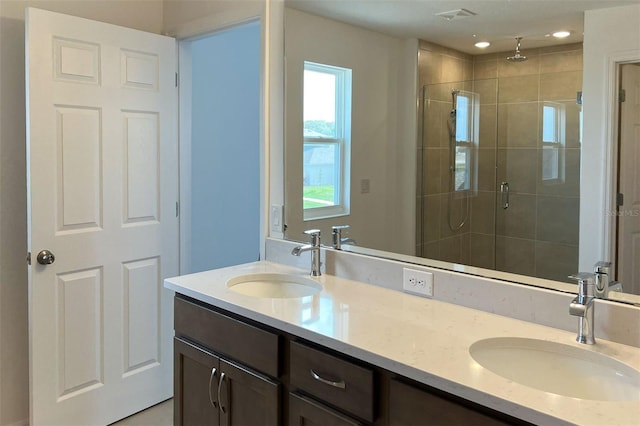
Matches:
[[226, 272, 322, 298], [470, 337, 640, 401]]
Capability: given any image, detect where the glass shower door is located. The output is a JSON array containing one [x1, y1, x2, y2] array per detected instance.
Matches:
[[494, 86, 582, 282], [418, 78, 498, 268]]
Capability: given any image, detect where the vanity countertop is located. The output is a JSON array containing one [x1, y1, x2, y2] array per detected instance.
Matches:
[[164, 261, 640, 426]]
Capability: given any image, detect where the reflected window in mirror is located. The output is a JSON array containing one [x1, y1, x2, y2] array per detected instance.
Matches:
[[453, 91, 479, 193], [542, 102, 567, 184], [302, 61, 352, 220]]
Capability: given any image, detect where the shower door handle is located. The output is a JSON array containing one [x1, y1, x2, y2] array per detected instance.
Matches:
[[500, 182, 510, 209]]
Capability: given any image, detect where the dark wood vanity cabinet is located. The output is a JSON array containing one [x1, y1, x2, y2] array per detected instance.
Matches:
[[388, 379, 513, 426], [174, 294, 528, 426], [289, 392, 364, 426], [174, 337, 279, 426], [173, 297, 280, 426], [174, 338, 219, 426], [289, 341, 375, 422]]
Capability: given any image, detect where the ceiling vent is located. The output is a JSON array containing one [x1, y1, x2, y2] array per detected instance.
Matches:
[[435, 8, 477, 21]]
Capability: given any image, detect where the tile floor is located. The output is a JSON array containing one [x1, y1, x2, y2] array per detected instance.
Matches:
[[111, 399, 173, 426]]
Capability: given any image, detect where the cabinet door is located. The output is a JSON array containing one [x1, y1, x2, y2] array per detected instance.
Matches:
[[289, 393, 362, 426], [389, 379, 511, 426], [174, 338, 220, 426], [218, 358, 280, 426]]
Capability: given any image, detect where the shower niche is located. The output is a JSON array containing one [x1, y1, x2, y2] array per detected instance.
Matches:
[[417, 41, 583, 283]]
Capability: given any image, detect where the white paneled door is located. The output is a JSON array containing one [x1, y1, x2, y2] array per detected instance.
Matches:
[[618, 63, 640, 295], [26, 8, 178, 425]]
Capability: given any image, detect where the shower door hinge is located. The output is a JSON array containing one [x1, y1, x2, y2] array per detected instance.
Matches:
[[176, 201, 180, 217], [617, 193, 624, 207], [619, 89, 626, 103], [175, 72, 178, 88]]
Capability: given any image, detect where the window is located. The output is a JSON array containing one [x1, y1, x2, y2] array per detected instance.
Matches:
[[303, 61, 352, 220], [453, 91, 479, 193], [541, 102, 566, 183]]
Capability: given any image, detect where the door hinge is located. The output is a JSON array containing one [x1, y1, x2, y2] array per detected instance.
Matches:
[[176, 201, 180, 217], [619, 89, 626, 103], [175, 72, 178, 88], [617, 193, 624, 207], [26, 252, 31, 266]]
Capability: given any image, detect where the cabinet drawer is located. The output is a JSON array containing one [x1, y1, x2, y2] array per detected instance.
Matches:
[[289, 393, 363, 426], [174, 296, 279, 377], [290, 341, 374, 422], [389, 379, 512, 426]]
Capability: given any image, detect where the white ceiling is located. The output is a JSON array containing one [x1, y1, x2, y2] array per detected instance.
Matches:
[[285, 0, 640, 54]]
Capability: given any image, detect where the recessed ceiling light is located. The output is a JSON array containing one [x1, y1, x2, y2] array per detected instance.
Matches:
[[475, 41, 491, 48], [552, 31, 571, 38]]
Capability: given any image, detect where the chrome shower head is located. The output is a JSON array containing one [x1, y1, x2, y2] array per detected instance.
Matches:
[[506, 37, 527, 62]]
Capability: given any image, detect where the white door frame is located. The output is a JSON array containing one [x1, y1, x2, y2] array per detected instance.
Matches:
[[603, 53, 640, 274]]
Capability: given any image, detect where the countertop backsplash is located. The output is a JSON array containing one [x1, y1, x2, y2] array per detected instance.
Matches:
[[265, 238, 640, 348]]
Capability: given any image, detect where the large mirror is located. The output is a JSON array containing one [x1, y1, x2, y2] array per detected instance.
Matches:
[[282, 0, 640, 305]]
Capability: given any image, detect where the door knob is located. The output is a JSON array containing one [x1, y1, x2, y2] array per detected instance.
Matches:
[[36, 250, 55, 265]]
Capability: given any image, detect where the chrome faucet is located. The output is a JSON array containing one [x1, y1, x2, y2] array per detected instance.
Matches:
[[593, 261, 623, 298], [291, 229, 322, 276], [332, 225, 356, 250], [568, 273, 596, 344]]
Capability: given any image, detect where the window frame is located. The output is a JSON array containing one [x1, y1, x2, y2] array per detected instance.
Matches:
[[302, 61, 352, 221], [453, 90, 479, 195], [541, 101, 567, 184]]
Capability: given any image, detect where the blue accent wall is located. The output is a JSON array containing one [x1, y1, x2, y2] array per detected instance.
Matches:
[[189, 22, 261, 273]]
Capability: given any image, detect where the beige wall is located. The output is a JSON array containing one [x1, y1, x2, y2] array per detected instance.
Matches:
[[283, 7, 416, 253], [163, 0, 264, 37], [0, 2, 163, 424]]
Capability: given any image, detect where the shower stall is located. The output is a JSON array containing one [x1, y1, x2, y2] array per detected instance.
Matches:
[[416, 42, 583, 283]]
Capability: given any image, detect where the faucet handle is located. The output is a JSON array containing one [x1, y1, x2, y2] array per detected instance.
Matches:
[[593, 261, 612, 296], [594, 261, 611, 274], [568, 273, 595, 298], [568, 272, 595, 281], [303, 229, 321, 246], [331, 225, 350, 249]]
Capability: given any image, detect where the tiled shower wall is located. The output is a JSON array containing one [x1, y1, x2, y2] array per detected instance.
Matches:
[[416, 41, 475, 264], [417, 42, 583, 283]]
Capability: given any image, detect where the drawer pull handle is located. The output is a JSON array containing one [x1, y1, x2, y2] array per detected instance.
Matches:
[[208, 367, 218, 408], [310, 369, 346, 389]]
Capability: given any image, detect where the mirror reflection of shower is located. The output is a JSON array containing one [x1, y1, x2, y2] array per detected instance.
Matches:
[[417, 42, 583, 283], [506, 37, 528, 62]]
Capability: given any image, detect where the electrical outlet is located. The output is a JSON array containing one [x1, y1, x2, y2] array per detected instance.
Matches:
[[402, 268, 434, 298]]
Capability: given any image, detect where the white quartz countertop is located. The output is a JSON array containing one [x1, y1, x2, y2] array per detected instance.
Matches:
[[165, 261, 640, 426]]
